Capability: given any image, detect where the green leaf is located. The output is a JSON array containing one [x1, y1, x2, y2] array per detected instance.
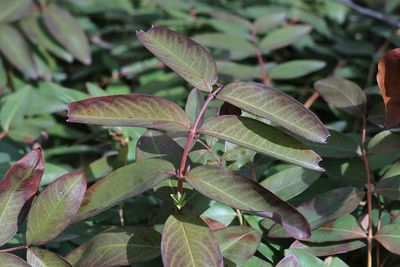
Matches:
[[0, 148, 44, 246], [314, 77, 367, 118], [76, 158, 174, 221], [27, 247, 71, 267], [201, 202, 237, 227], [252, 11, 287, 33], [276, 254, 301, 267], [42, 82, 90, 104], [214, 226, 261, 266], [216, 61, 261, 80], [185, 88, 205, 125], [244, 256, 273, 267], [0, 252, 30, 266], [260, 166, 321, 201], [375, 224, 400, 255], [289, 240, 366, 256], [217, 82, 329, 143], [26, 172, 86, 245], [269, 60, 326, 80], [192, 33, 254, 54], [199, 115, 323, 171], [0, 0, 32, 22], [375, 175, 400, 200], [0, 85, 33, 131], [259, 25, 312, 51], [0, 24, 37, 79], [42, 4, 91, 64], [20, 14, 73, 62], [66, 227, 161, 267], [280, 251, 326, 267], [137, 26, 218, 92], [67, 94, 191, 132], [0, 56, 6, 88], [161, 215, 223, 267], [186, 166, 311, 239], [267, 187, 365, 238]]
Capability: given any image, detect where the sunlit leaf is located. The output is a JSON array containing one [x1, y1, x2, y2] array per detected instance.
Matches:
[[186, 166, 311, 239], [269, 60, 326, 80], [76, 158, 174, 221], [259, 25, 312, 51], [26, 171, 86, 245], [0, 252, 30, 266], [0, 148, 44, 246], [376, 48, 400, 128], [217, 82, 329, 143], [27, 247, 71, 267], [199, 115, 323, 171], [375, 224, 400, 255], [67, 94, 190, 131], [314, 77, 366, 118], [289, 240, 366, 256], [161, 215, 223, 267], [43, 4, 91, 64], [66, 227, 161, 267], [137, 26, 218, 92]]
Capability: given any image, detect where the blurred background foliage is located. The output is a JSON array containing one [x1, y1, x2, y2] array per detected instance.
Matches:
[[1, 0, 400, 266]]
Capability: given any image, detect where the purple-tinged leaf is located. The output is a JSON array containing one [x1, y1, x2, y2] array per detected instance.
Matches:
[[27, 247, 71, 267], [26, 172, 86, 245], [0, 252, 30, 266], [267, 187, 365, 238], [213, 226, 261, 266], [325, 256, 349, 267], [217, 82, 329, 143], [375, 224, 400, 255], [282, 251, 325, 267], [375, 175, 400, 200], [314, 77, 367, 118], [276, 254, 300, 267], [66, 227, 161, 267], [289, 240, 366, 256], [67, 94, 190, 131], [186, 166, 311, 239], [161, 215, 223, 267], [0, 0, 33, 22], [42, 4, 91, 64], [199, 115, 323, 171], [0, 148, 44, 246], [76, 158, 174, 221], [137, 26, 218, 92]]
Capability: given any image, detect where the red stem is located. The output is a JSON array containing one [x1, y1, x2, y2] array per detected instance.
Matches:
[[251, 30, 270, 86], [196, 138, 222, 166], [0, 245, 27, 253], [304, 91, 320, 109], [0, 131, 7, 140]]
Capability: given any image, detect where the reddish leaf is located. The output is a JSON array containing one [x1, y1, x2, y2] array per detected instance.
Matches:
[[377, 48, 400, 128], [0, 148, 44, 246], [289, 240, 366, 256]]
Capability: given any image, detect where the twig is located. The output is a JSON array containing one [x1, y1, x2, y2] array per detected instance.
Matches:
[[196, 138, 222, 166], [236, 209, 244, 226], [251, 30, 270, 86], [304, 91, 320, 109], [0, 245, 27, 253], [377, 200, 383, 267], [0, 131, 7, 140]]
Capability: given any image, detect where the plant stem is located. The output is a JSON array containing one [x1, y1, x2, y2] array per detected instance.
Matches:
[[251, 30, 270, 86], [0, 245, 27, 253], [304, 91, 320, 109], [361, 117, 373, 267], [196, 138, 222, 166], [0, 131, 7, 140], [177, 86, 223, 193]]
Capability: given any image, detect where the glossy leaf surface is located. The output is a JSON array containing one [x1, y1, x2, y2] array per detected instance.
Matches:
[[27, 247, 71, 267], [67, 94, 190, 131], [137, 26, 218, 92], [217, 82, 329, 143], [375, 224, 400, 255]]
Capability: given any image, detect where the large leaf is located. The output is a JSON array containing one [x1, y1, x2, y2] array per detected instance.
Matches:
[[67, 94, 190, 131], [186, 166, 311, 239], [260, 166, 321, 201], [199, 115, 323, 171], [42, 4, 91, 64], [161, 215, 223, 267], [76, 158, 174, 221], [375, 175, 400, 200], [376, 48, 400, 128], [0, 252, 30, 266], [213, 226, 261, 265], [269, 60, 326, 80], [66, 227, 161, 267], [259, 25, 312, 51], [26, 171, 86, 245], [289, 240, 366, 256], [375, 224, 400, 255], [314, 77, 366, 118], [0, 148, 44, 246], [137, 26, 218, 92], [0, 0, 32, 22], [217, 82, 329, 143], [27, 247, 71, 267], [0, 24, 37, 79], [267, 187, 365, 238]]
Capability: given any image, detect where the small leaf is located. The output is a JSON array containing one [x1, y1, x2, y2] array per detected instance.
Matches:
[[192, 33, 254, 54], [376, 48, 400, 128], [269, 60, 326, 80], [217, 82, 329, 143], [252, 11, 287, 33], [186, 166, 311, 239], [26, 172, 86, 245], [0, 148, 44, 246], [375, 224, 400, 255], [259, 25, 312, 51], [66, 227, 161, 267], [137, 26, 218, 92], [0, 0, 32, 22], [276, 254, 300, 267], [0, 252, 30, 266], [67, 94, 190, 131], [185, 88, 205, 125], [76, 158, 174, 221], [267, 187, 365, 238], [27, 247, 71, 267], [314, 77, 367, 118], [0, 24, 37, 79], [375, 175, 400, 200], [161, 215, 223, 267], [289, 240, 366, 256], [42, 4, 91, 64], [213, 226, 261, 265], [199, 115, 323, 171]]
